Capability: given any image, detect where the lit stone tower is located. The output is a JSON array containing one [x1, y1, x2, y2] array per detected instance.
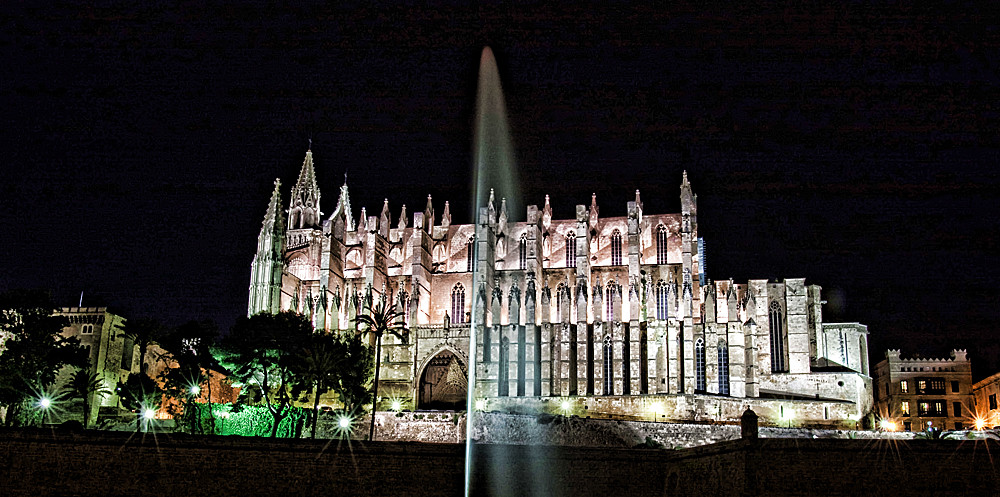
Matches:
[[283, 149, 325, 317], [248, 179, 285, 316]]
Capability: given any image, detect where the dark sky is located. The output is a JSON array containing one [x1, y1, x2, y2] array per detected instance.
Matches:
[[2, 2, 999, 377]]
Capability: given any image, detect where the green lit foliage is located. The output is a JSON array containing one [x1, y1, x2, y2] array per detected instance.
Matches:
[[66, 369, 111, 428], [356, 290, 408, 440], [213, 311, 311, 438], [188, 402, 308, 437], [158, 320, 218, 434], [0, 289, 86, 426]]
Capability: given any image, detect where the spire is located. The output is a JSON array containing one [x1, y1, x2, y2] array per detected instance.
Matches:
[[498, 197, 508, 235], [422, 195, 435, 231], [681, 170, 694, 215], [248, 178, 285, 316], [542, 194, 552, 232], [398, 204, 408, 230], [262, 178, 284, 233], [379, 198, 391, 236], [441, 200, 452, 228], [589, 193, 599, 229], [288, 149, 322, 229], [327, 175, 355, 232], [358, 207, 368, 233], [487, 188, 496, 224]]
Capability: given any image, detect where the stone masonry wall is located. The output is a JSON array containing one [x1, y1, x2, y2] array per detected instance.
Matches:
[[2, 430, 996, 497]]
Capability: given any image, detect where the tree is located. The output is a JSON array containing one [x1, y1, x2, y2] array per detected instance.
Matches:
[[356, 291, 409, 441], [67, 369, 111, 428], [329, 332, 374, 417], [158, 320, 218, 434], [120, 317, 166, 377], [116, 372, 164, 431], [289, 332, 340, 439], [0, 289, 86, 426], [213, 311, 311, 438]]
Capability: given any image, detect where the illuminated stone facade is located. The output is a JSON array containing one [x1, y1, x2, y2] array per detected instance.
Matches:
[[872, 349, 975, 431], [249, 150, 873, 426], [972, 372, 1000, 429], [54, 307, 134, 427]]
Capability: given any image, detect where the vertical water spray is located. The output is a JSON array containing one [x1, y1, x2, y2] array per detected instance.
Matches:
[[466, 46, 522, 496]]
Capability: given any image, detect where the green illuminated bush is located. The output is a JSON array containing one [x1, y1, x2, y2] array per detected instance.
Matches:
[[190, 403, 309, 438]]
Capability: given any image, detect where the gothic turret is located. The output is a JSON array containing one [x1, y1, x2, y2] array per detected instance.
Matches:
[[288, 149, 321, 229], [327, 175, 355, 239], [248, 179, 286, 316]]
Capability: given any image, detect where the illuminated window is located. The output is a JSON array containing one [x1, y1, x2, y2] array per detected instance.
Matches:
[[656, 225, 668, 265], [769, 301, 787, 373], [718, 342, 730, 395], [566, 232, 576, 268], [917, 378, 946, 394], [901, 401, 910, 416], [900, 380, 908, 393], [467, 236, 475, 272], [695, 338, 706, 392], [451, 284, 465, 324], [518, 233, 528, 270], [655, 281, 670, 320], [610, 230, 622, 266], [603, 335, 613, 395]]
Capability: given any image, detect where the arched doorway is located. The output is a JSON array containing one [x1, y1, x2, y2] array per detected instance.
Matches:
[[418, 350, 467, 410]]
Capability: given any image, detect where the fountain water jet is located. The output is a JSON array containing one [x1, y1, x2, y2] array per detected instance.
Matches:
[[466, 47, 544, 497]]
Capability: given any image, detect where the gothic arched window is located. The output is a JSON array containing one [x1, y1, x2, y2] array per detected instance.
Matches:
[[519, 233, 528, 270], [610, 230, 622, 266], [565, 232, 576, 268], [467, 236, 475, 272], [769, 300, 787, 372], [656, 281, 670, 320], [718, 341, 730, 395], [556, 283, 570, 323], [656, 225, 669, 265], [451, 283, 466, 324], [605, 282, 618, 322], [603, 335, 613, 395], [695, 338, 706, 392]]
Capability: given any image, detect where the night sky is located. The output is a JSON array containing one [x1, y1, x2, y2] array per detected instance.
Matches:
[[3, 2, 998, 377]]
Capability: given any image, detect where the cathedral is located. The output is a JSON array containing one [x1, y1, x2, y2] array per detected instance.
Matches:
[[249, 150, 873, 427]]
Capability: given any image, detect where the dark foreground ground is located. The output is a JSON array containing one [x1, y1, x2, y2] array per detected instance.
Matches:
[[1, 429, 997, 496]]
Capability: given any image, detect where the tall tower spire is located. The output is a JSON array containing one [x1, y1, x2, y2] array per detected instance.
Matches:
[[248, 179, 286, 316], [288, 149, 322, 229]]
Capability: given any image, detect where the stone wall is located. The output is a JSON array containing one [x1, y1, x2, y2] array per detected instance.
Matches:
[[319, 411, 911, 449], [2, 429, 996, 497]]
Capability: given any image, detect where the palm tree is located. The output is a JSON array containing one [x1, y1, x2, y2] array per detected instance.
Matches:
[[121, 317, 165, 376], [291, 333, 341, 438], [356, 290, 409, 441], [67, 369, 112, 428]]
